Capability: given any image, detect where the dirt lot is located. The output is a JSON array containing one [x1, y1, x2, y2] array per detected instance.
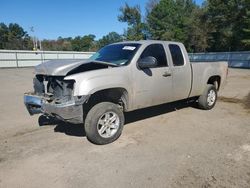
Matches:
[[0, 68, 249, 188]]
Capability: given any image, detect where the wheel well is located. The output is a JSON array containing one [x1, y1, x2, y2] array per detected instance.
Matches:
[[207, 76, 221, 91], [85, 88, 129, 112]]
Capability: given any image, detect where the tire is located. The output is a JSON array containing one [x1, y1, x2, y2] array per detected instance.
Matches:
[[198, 84, 217, 110], [84, 102, 124, 145]]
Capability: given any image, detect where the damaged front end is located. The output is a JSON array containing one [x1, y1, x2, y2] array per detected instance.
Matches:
[[24, 75, 88, 124]]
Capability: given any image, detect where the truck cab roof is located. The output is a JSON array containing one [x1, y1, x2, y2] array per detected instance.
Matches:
[[113, 40, 183, 46]]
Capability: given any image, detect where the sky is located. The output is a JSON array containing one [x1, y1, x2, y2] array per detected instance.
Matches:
[[1, 0, 204, 40]]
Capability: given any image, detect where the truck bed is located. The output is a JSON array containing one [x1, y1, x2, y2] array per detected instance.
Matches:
[[189, 61, 228, 97]]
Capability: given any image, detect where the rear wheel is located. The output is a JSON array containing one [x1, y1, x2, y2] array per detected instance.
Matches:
[[198, 84, 217, 110], [84, 102, 124, 145]]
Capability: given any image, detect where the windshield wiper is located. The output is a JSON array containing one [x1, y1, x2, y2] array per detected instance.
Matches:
[[92, 60, 119, 67]]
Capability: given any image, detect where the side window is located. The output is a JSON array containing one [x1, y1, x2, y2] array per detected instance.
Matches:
[[169, 44, 184, 66], [140, 44, 168, 67]]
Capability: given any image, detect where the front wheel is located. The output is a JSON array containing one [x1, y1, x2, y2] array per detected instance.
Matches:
[[198, 84, 217, 110], [84, 102, 124, 145]]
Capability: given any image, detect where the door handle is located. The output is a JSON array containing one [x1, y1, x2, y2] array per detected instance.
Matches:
[[162, 72, 171, 77]]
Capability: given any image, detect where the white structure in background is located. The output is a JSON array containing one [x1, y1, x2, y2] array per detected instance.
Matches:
[[0, 49, 249, 68], [189, 51, 250, 68], [0, 50, 94, 68]]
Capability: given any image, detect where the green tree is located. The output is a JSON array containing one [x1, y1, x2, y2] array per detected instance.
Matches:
[[147, 0, 207, 52], [241, 8, 250, 48], [42, 37, 73, 51], [145, 0, 159, 15], [0, 23, 32, 50], [205, 0, 235, 51], [7, 23, 30, 49], [237, 0, 250, 50], [148, 0, 183, 41], [118, 3, 146, 40], [71, 34, 96, 51], [81, 34, 96, 51], [185, 4, 209, 52], [97, 32, 123, 49], [42, 39, 55, 51], [57, 37, 73, 51], [0, 23, 9, 49], [205, 0, 250, 51]]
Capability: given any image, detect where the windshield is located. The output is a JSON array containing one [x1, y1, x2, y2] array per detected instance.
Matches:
[[89, 43, 141, 66]]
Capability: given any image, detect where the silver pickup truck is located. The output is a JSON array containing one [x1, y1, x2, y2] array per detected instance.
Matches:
[[24, 40, 228, 144]]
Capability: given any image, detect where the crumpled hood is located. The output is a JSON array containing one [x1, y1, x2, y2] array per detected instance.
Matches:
[[35, 59, 92, 76]]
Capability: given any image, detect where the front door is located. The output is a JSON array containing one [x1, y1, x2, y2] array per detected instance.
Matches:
[[133, 43, 173, 109]]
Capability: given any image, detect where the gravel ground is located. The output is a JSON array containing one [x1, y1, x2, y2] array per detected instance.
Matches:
[[0, 68, 249, 188]]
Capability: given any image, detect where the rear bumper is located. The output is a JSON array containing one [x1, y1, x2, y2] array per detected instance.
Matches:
[[24, 93, 85, 124]]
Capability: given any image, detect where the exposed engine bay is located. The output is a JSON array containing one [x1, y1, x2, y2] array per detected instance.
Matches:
[[24, 60, 114, 124], [24, 75, 86, 124], [33, 75, 75, 104], [23, 57, 124, 125]]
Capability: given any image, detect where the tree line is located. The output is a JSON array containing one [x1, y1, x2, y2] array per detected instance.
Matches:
[[0, 0, 249, 52], [0, 23, 123, 51], [119, 0, 250, 52]]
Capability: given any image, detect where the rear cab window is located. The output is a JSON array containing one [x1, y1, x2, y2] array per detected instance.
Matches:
[[169, 44, 185, 66]]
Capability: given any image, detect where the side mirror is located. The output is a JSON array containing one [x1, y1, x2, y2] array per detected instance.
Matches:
[[138, 56, 158, 69]]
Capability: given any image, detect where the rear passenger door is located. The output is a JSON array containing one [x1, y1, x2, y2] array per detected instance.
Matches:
[[169, 44, 192, 101], [133, 43, 173, 109]]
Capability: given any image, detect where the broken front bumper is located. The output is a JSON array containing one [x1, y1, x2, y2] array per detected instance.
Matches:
[[24, 93, 86, 124]]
